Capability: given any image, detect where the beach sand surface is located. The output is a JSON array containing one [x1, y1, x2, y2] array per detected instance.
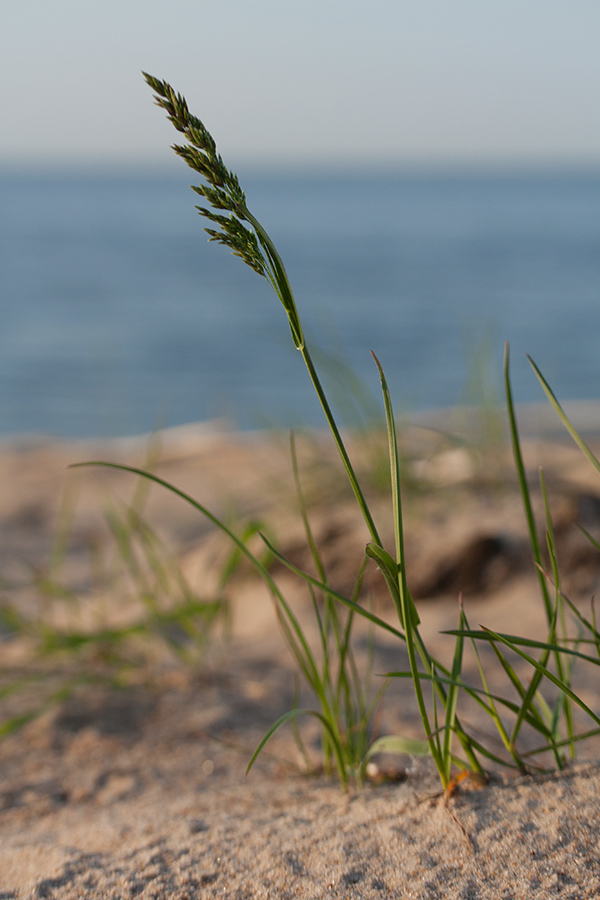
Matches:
[[1, 422, 600, 898]]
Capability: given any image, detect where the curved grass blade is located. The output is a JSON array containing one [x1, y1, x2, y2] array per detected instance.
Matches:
[[246, 708, 349, 789], [523, 726, 600, 759], [365, 734, 431, 760], [480, 626, 600, 728], [71, 462, 324, 690], [444, 630, 600, 666], [364, 543, 405, 627], [529, 356, 600, 478], [259, 534, 408, 643], [386, 670, 552, 738]]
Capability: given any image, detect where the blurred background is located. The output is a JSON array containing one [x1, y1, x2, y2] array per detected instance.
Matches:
[[1, 0, 600, 438]]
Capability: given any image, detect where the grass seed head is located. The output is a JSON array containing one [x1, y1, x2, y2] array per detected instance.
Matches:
[[143, 72, 267, 278]]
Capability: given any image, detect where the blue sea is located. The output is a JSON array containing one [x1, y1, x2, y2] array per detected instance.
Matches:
[[1, 167, 599, 438]]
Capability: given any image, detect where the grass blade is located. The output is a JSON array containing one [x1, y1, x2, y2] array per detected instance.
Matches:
[[529, 356, 600, 477], [246, 708, 349, 789], [371, 351, 445, 781], [504, 342, 553, 622], [481, 626, 600, 728]]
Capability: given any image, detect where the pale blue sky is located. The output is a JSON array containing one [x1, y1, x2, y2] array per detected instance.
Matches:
[[3, 1, 600, 168]]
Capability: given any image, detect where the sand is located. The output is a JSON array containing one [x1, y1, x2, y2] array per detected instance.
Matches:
[[1, 420, 600, 898]]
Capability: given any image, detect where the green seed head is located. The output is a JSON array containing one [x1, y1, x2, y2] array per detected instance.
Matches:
[[143, 71, 265, 276]]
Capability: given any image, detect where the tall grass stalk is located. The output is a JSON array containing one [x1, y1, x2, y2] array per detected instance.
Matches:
[[142, 74, 380, 548], [138, 73, 498, 788]]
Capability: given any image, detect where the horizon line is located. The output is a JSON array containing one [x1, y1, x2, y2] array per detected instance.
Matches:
[[1, 157, 600, 179]]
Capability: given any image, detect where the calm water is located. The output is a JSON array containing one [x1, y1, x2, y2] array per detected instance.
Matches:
[[1, 167, 599, 438]]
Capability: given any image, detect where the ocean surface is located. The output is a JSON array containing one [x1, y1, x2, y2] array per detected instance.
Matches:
[[1, 167, 599, 439]]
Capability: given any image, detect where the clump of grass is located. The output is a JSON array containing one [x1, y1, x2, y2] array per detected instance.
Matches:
[[73, 440, 398, 789], [61, 73, 600, 791], [133, 73, 486, 789]]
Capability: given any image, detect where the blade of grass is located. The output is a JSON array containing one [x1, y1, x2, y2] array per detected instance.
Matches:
[[504, 342, 553, 623], [529, 356, 600, 478], [445, 630, 600, 666], [507, 471, 565, 766], [364, 734, 431, 760], [371, 350, 447, 783], [460, 603, 525, 769], [246, 708, 349, 789], [480, 626, 600, 729], [386, 670, 552, 737], [443, 598, 466, 782], [539, 468, 575, 757], [72, 461, 326, 690]]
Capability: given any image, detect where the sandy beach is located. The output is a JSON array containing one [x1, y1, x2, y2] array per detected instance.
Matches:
[[1, 420, 600, 897]]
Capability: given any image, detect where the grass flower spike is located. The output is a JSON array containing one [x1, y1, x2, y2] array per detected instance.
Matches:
[[143, 73, 304, 350]]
